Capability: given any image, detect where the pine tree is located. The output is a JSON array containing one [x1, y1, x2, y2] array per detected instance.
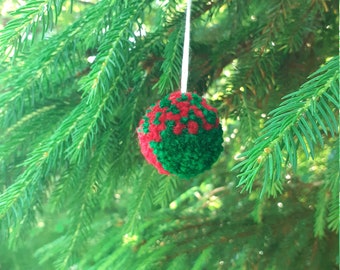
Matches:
[[0, 0, 338, 269]]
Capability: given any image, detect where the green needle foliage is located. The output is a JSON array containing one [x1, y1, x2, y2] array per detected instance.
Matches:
[[235, 56, 339, 196], [0, 0, 338, 269]]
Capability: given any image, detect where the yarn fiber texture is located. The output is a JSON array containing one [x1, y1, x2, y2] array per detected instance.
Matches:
[[137, 91, 223, 179]]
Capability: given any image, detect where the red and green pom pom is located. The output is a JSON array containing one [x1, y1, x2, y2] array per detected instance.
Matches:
[[137, 91, 223, 179]]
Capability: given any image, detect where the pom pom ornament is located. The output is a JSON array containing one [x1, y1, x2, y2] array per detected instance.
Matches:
[[137, 91, 223, 178], [137, 0, 222, 178]]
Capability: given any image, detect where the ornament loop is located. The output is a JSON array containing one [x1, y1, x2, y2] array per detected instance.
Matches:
[[180, 0, 192, 94]]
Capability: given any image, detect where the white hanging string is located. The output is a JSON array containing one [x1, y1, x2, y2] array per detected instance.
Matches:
[[180, 0, 192, 94]]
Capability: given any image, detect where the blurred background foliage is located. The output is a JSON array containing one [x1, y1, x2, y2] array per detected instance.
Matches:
[[0, 0, 338, 269]]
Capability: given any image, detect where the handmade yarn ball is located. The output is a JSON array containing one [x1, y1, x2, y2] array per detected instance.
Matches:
[[137, 91, 223, 178]]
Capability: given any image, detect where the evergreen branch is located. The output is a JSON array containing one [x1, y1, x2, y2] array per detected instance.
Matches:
[[191, 246, 213, 270], [0, 42, 81, 127], [0, 98, 87, 233], [35, 199, 92, 269], [1, 0, 137, 172], [133, 213, 257, 269], [153, 177, 179, 208], [0, 101, 89, 237], [167, 254, 188, 270], [143, 0, 225, 97], [315, 141, 339, 236], [0, 103, 56, 141], [238, 93, 261, 142], [57, 203, 87, 268], [0, 0, 68, 60], [234, 56, 339, 195], [79, 0, 150, 103], [38, 135, 110, 268], [64, 81, 124, 163], [65, 0, 153, 163], [0, 0, 116, 128], [125, 167, 159, 233], [254, 0, 321, 53], [2, 1, 155, 225], [94, 77, 149, 209], [152, 25, 184, 94], [34, 236, 69, 265], [0, 102, 74, 164], [327, 198, 339, 233], [0, 165, 44, 222], [58, 129, 111, 211], [37, 129, 114, 267], [0, 0, 338, 268], [314, 187, 330, 238], [78, 223, 126, 269], [94, 244, 133, 270], [48, 164, 85, 212], [269, 215, 314, 268]]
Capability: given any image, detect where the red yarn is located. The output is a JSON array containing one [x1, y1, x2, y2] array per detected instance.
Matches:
[[187, 120, 199, 134], [137, 118, 170, 174], [173, 122, 186, 135]]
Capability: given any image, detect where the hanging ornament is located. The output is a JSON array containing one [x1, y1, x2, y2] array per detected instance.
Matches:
[[137, 0, 223, 178], [137, 91, 223, 178]]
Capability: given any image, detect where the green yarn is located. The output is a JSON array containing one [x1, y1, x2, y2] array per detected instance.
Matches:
[[153, 112, 162, 125], [159, 98, 171, 108], [142, 117, 150, 133], [150, 121, 223, 179]]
